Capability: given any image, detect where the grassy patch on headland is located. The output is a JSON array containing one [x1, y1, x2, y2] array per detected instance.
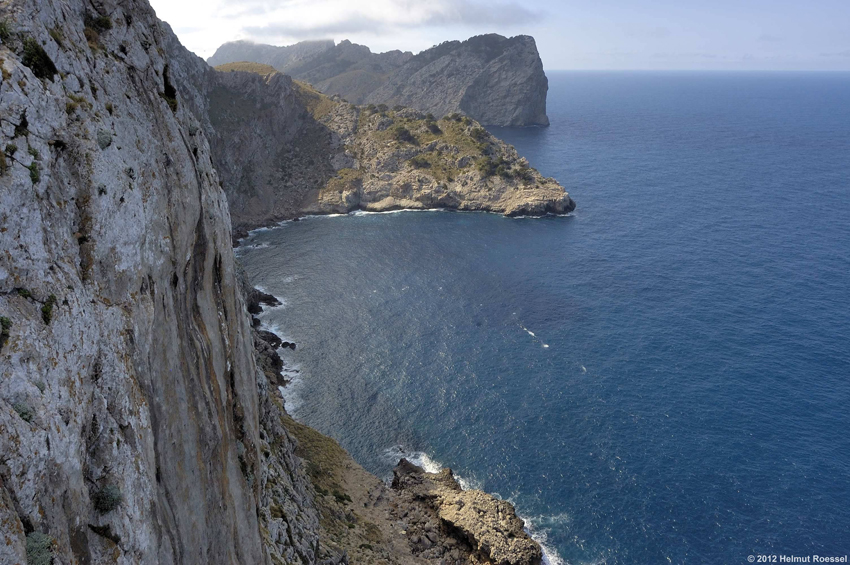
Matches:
[[292, 80, 337, 120], [214, 61, 278, 75], [280, 414, 348, 497]]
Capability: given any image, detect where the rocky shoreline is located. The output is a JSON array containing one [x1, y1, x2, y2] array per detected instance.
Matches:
[[248, 287, 545, 565]]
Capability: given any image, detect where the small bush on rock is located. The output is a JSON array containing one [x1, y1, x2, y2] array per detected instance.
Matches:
[[408, 156, 430, 169], [21, 37, 57, 80], [0, 20, 12, 43], [13, 402, 33, 422], [392, 125, 416, 144], [1, 316, 11, 350], [41, 294, 56, 324], [26, 532, 54, 565], [92, 484, 123, 513]]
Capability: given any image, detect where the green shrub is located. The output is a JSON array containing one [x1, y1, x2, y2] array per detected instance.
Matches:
[[5, 144, 17, 156], [26, 532, 54, 565], [16, 288, 31, 298], [0, 20, 11, 43], [470, 126, 488, 142], [408, 156, 431, 169], [21, 37, 57, 80], [477, 156, 514, 178], [332, 490, 352, 504], [0, 316, 11, 350], [426, 122, 442, 135], [13, 402, 33, 422], [392, 125, 416, 144], [92, 484, 122, 513], [376, 103, 388, 113], [48, 27, 64, 46], [28, 161, 40, 184], [41, 294, 56, 324], [515, 165, 534, 182], [28, 145, 39, 159], [90, 16, 112, 32], [160, 65, 178, 113], [359, 543, 373, 551]]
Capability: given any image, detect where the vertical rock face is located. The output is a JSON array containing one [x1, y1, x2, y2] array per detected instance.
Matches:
[[207, 34, 550, 126], [0, 1, 265, 562], [367, 34, 550, 127]]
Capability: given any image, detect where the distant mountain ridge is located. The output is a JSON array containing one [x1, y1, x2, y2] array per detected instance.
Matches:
[[207, 35, 550, 126]]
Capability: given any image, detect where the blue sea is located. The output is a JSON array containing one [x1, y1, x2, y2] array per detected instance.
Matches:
[[239, 72, 850, 564]]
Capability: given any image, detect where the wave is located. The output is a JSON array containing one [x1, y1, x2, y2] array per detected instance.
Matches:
[[381, 446, 565, 563], [277, 365, 304, 413]]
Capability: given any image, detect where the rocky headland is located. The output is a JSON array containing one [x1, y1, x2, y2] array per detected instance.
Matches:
[[0, 0, 568, 563], [203, 62, 574, 236], [208, 34, 550, 127]]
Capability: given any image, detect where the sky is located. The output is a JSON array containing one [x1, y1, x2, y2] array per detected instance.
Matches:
[[148, 0, 850, 71]]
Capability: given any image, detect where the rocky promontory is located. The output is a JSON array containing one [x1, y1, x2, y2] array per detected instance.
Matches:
[[201, 62, 574, 233], [208, 34, 550, 127]]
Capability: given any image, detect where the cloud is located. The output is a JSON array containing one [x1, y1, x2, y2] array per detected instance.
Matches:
[[234, 0, 542, 41], [820, 49, 850, 58], [757, 34, 783, 43]]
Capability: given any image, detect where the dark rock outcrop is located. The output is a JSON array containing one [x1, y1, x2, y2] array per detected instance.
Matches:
[[392, 459, 543, 565]]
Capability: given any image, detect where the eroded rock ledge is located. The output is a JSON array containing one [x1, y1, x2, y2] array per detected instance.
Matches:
[[392, 459, 543, 565]]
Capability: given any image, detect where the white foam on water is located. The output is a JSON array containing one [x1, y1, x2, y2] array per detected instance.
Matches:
[[543, 344, 550, 348], [277, 368, 304, 413], [380, 446, 482, 490], [350, 208, 446, 216], [516, 512, 572, 565]]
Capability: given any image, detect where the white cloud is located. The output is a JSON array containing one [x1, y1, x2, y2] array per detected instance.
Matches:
[[150, 0, 541, 58]]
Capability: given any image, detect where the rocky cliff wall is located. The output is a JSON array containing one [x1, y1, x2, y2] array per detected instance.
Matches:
[[0, 0, 280, 562], [366, 34, 549, 127], [208, 35, 550, 127]]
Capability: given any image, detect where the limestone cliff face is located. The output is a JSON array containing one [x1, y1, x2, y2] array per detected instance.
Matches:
[[0, 1, 317, 563], [207, 35, 550, 127], [165, 39, 339, 237], [367, 34, 550, 127]]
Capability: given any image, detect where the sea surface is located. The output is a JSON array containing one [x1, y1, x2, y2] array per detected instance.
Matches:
[[238, 72, 850, 564]]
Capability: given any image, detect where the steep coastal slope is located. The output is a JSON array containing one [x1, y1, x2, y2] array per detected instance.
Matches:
[[208, 35, 549, 126], [0, 0, 553, 564], [203, 62, 573, 234]]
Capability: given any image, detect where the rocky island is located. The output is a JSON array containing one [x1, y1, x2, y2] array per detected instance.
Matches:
[[0, 0, 570, 563]]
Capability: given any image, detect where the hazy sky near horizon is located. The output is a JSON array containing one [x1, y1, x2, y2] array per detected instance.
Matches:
[[149, 0, 850, 70]]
